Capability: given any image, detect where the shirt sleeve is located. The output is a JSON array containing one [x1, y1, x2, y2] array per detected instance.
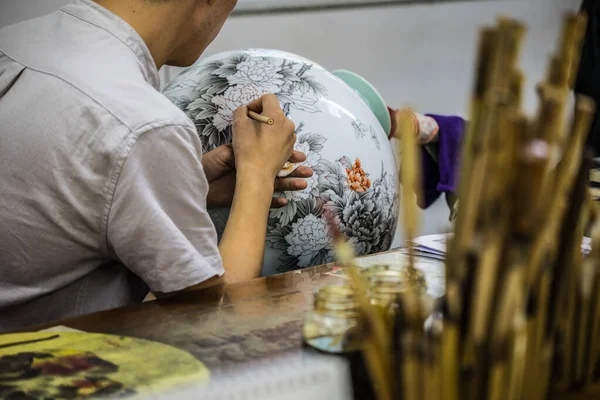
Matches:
[[107, 123, 224, 294]]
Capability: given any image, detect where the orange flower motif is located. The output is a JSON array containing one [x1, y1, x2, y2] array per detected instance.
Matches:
[[347, 158, 371, 193]]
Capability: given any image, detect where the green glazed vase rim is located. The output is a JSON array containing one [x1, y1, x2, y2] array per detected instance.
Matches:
[[332, 69, 391, 135]]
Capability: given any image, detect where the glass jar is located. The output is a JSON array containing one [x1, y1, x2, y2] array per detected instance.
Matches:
[[369, 269, 427, 304], [303, 284, 375, 400], [303, 284, 365, 354], [366, 267, 428, 328]]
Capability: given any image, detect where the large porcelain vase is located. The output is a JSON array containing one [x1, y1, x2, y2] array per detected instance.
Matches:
[[163, 49, 398, 276]]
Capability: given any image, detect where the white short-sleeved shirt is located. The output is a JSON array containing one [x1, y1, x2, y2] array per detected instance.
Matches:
[[0, 0, 224, 331]]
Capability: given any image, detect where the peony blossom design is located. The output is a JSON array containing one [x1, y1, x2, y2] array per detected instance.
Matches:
[[346, 158, 371, 193], [283, 214, 335, 268], [163, 50, 397, 273], [322, 161, 397, 258], [267, 155, 398, 272], [211, 84, 270, 131], [227, 58, 285, 93], [270, 127, 326, 226], [163, 53, 327, 153]]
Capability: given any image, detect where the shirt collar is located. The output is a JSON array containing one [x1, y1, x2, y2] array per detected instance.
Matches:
[[61, 0, 161, 90]]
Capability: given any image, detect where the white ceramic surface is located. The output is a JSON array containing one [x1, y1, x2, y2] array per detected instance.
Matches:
[[162, 49, 398, 276]]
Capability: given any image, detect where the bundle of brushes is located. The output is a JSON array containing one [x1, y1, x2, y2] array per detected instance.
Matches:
[[325, 10, 600, 400]]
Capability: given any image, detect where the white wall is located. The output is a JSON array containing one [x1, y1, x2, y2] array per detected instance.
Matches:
[[0, 0, 582, 243]]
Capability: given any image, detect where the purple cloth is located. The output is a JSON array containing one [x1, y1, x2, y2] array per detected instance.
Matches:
[[418, 114, 466, 209]]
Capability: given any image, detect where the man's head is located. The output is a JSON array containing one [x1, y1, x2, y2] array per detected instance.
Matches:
[[162, 0, 238, 67], [96, 0, 238, 68]]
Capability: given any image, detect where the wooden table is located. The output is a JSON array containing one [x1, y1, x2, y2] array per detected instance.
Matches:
[[11, 251, 597, 399], [17, 251, 443, 374]]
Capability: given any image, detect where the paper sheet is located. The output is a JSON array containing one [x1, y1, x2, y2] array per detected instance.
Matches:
[[38, 325, 86, 333], [405, 233, 591, 259], [134, 354, 353, 400]]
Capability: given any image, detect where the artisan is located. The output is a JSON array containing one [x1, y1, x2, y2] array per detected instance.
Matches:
[[0, 0, 313, 331]]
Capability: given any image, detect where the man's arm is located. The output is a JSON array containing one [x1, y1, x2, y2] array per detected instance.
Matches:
[[182, 95, 297, 290], [155, 171, 277, 296], [107, 124, 225, 296], [218, 169, 275, 284], [107, 124, 277, 295], [109, 96, 295, 298]]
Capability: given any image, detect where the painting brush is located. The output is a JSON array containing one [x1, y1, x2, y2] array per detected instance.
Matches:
[[391, 289, 408, 399], [522, 290, 542, 398], [544, 96, 595, 338], [428, 324, 443, 400], [518, 97, 593, 394], [396, 108, 421, 277], [518, 86, 565, 272], [541, 178, 589, 393], [586, 207, 600, 386], [393, 288, 425, 400], [554, 228, 584, 391], [471, 81, 525, 352], [510, 69, 525, 111], [445, 27, 499, 283], [399, 331, 422, 400], [391, 288, 428, 400], [576, 234, 596, 385], [549, 151, 592, 390], [535, 13, 588, 214], [517, 14, 587, 264], [397, 105, 429, 399], [537, 340, 555, 400], [450, 34, 525, 386], [440, 283, 460, 400], [491, 267, 524, 357], [487, 269, 523, 400], [506, 304, 528, 400], [474, 18, 524, 220], [455, 19, 523, 257], [421, 337, 438, 400], [571, 155, 594, 387], [326, 214, 393, 400], [469, 107, 522, 348], [523, 97, 588, 324], [447, 32, 502, 395], [521, 92, 588, 399], [247, 110, 274, 125], [463, 22, 526, 396], [487, 354, 508, 400], [561, 12, 589, 90], [547, 14, 578, 88], [588, 287, 600, 387], [586, 189, 598, 228]]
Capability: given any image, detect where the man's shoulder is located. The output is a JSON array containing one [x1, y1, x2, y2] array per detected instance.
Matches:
[[99, 80, 195, 136], [0, 6, 195, 137], [0, 53, 193, 140]]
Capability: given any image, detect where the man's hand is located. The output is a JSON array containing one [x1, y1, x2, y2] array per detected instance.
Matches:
[[217, 94, 300, 284], [202, 145, 314, 208], [201, 144, 236, 183]]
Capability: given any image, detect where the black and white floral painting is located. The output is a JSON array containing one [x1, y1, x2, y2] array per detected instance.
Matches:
[[165, 53, 327, 153], [163, 50, 398, 274], [352, 119, 380, 150], [267, 151, 398, 272]]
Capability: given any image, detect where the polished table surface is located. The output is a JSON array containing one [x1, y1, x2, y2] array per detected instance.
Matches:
[[18, 251, 444, 374], [12, 251, 598, 399]]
